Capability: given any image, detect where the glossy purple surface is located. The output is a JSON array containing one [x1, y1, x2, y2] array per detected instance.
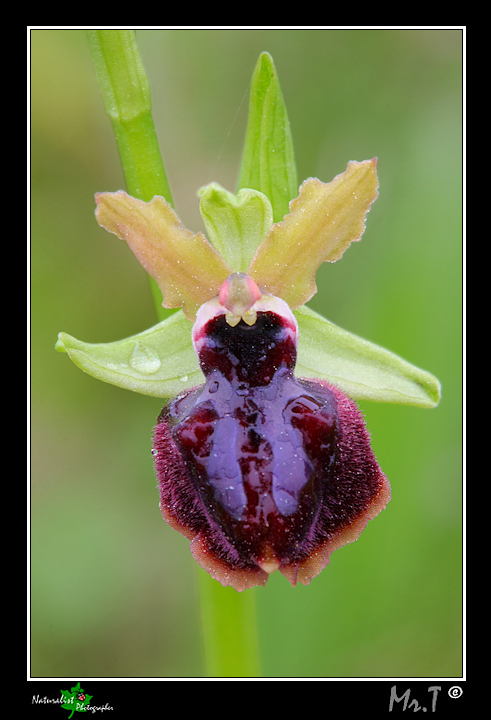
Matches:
[[153, 309, 390, 588]]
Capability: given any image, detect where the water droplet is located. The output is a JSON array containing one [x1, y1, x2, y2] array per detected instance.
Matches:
[[209, 381, 219, 394], [130, 342, 161, 374]]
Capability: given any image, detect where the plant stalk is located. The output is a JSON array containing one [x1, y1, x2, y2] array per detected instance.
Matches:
[[87, 29, 172, 320], [198, 570, 261, 677]]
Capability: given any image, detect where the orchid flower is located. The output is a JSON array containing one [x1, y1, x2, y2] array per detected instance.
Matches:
[[57, 43, 440, 593], [56, 158, 439, 590]]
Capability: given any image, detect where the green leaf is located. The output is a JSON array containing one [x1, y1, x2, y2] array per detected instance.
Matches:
[[56, 311, 203, 399], [95, 191, 231, 321], [237, 52, 297, 223], [199, 183, 273, 272], [249, 160, 379, 309], [295, 305, 441, 407]]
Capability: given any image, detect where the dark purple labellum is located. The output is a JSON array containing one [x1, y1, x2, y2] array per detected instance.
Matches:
[[153, 290, 390, 591]]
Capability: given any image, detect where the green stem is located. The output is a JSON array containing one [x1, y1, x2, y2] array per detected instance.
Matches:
[[87, 28, 261, 678], [87, 29, 173, 319], [86, 30, 172, 204], [198, 570, 261, 677]]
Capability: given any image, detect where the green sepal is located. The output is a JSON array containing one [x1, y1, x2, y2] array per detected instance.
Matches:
[[55, 310, 202, 399], [56, 303, 440, 407], [295, 305, 441, 407], [198, 183, 273, 272], [237, 52, 298, 223]]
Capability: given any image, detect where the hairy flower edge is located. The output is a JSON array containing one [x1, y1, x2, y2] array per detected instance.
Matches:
[[153, 377, 391, 592]]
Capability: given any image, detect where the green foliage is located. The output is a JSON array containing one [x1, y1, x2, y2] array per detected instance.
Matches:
[[238, 52, 298, 222]]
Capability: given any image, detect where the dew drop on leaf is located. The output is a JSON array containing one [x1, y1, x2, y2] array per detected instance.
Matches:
[[130, 342, 161, 374]]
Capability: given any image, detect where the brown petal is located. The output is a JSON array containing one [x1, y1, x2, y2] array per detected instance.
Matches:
[[95, 191, 231, 320], [248, 159, 379, 309]]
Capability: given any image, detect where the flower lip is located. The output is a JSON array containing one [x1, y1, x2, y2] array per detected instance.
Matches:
[[160, 278, 391, 590], [154, 371, 391, 590]]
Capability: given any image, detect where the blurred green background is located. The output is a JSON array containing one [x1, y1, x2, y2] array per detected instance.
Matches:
[[31, 28, 462, 678]]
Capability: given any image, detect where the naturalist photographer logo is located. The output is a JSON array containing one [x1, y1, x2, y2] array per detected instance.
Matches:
[[32, 682, 113, 716]]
